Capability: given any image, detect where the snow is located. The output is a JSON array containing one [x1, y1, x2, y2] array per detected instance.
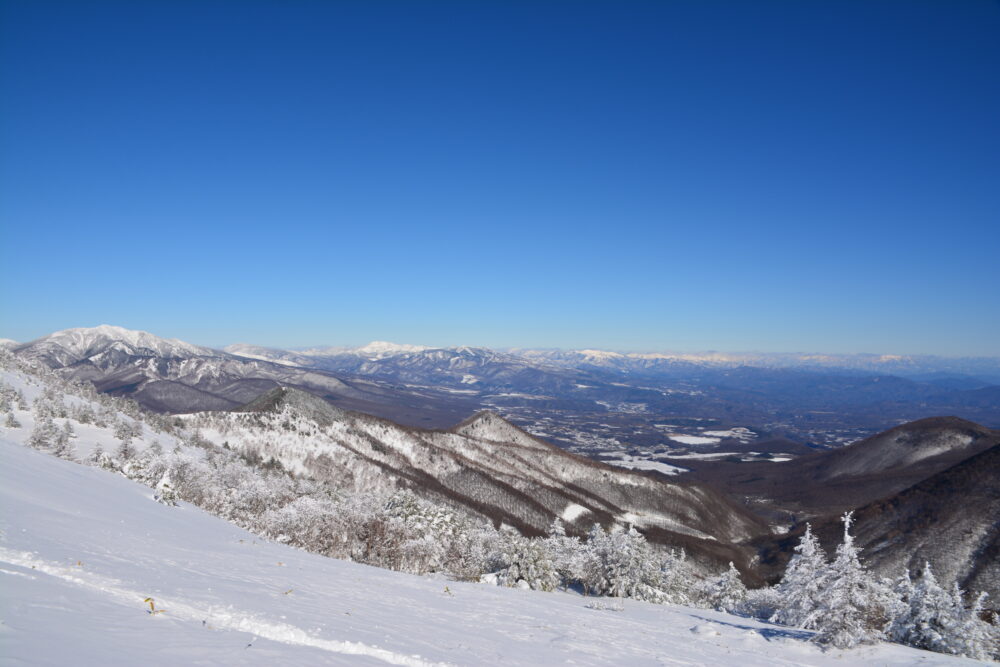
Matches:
[[608, 459, 688, 476], [0, 439, 979, 666], [575, 349, 625, 360], [702, 428, 757, 441], [561, 503, 590, 522], [664, 452, 743, 460], [489, 392, 550, 399], [224, 344, 306, 367], [666, 434, 721, 446], [354, 341, 429, 358]]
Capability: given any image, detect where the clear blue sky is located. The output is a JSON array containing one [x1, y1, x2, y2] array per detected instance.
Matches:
[[2, 0, 998, 355]]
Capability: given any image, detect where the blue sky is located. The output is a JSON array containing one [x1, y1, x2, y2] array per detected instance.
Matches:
[[2, 0, 998, 355]]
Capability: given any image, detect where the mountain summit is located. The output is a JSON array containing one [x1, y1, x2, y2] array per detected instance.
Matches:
[[16, 324, 213, 366]]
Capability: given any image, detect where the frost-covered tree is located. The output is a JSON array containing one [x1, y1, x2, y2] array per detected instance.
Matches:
[[948, 587, 1000, 661], [545, 519, 583, 585], [890, 564, 998, 659], [51, 424, 72, 459], [0, 382, 15, 412], [581, 524, 664, 602], [890, 564, 954, 653], [114, 419, 139, 446], [28, 414, 58, 450], [660, 547, 697, 605], [772, 523, 828, 628], [154, 470, 178, 506], [811, 512, 890, 649], [4, 412, 20, 428], [496, 534, 560, 591], [744, 585, 783, 622], [704, 562, 747, 613], [72, 403, 95, 425], [445, 524, 496, 581]]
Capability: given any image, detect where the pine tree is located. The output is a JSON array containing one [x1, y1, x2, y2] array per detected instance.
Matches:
[[581, 524, 664, 602], [660, 548, 696, 605], [114, 419, 137, 446], [28, 414, 58, 450], [154, 470, 178, 506], [891, 563, 998, 659], [948, 588, 1000, 660], [705, 562, 748, 613], [811, 512, 889, 648], [545, 519, 583, 586], [4, 412, 20, 428], [51, 426, 72, 459], [772, 523, 828, 628]]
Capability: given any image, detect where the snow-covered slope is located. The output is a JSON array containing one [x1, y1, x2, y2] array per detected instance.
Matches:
[[223, 343, 312, 367], [192, 388, 765, 569], [1, 438, 979, 666], [812, 417, 996, 481]]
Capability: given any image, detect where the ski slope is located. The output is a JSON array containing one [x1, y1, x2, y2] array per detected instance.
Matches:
[[0, 438, 983, 666]]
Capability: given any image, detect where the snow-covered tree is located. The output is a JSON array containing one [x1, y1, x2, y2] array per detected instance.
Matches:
[[0, 382, 15, 412], [744, 585, 783, 621], [445, 524, 496, 581], [154, 470, 178, 506], [811, 512, 890, 648], [704, 562, 747, 613], [581, 524, 664, 602], [660, 547, 697, 605], [72, 403, 95, 425], [51, 424, 72, 458], [948, 587, 999, 661], [114, 419, 139, 446], [496, 534, 560, 591], [4, 412, 20, 428], [772, 523, 828, 628], [890, 563, 998, 659], [545, 519, 583, 585], [28, 414, 58, 450]]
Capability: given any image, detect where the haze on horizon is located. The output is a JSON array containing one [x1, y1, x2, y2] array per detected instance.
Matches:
[[1, 1, 998, 356]]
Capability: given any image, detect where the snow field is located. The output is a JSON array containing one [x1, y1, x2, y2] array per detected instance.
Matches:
[[0, 439, 980, 666]]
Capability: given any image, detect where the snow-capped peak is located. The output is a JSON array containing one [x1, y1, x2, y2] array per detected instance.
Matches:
[[575, 349, 626, 360], [26, 325, 213, 361], [354, 341, 429, 358]]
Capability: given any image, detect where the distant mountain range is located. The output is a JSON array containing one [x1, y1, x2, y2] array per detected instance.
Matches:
[[10, 325, 481, 425], [8, 327, 1000, 450]]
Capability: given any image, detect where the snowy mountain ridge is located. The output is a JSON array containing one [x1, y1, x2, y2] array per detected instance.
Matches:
[[11, 325, 1000, 378], [19, 324, 213, 363], [192, 385, 765, 560], [12, 326, 477, 424]]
